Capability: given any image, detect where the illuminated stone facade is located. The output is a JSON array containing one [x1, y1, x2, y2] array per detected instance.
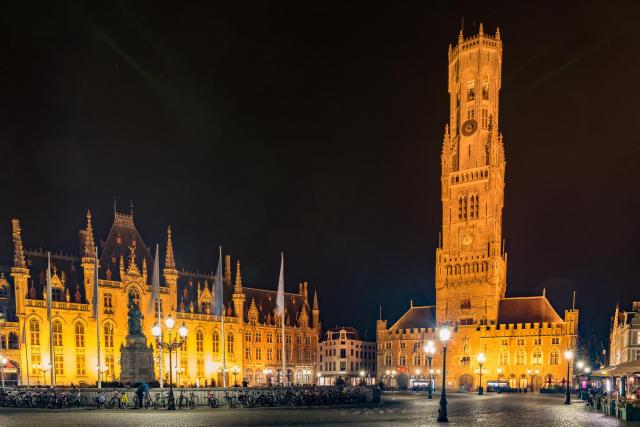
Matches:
[[0, 211, 320, 386], [377, 26, 579, 391], [609, 302, 640, 366]]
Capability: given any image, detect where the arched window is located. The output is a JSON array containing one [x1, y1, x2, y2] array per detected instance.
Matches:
[[499, 350, 508, 365], [455, 265, 461, 274], [399, 352, 407, 366], [104, 322, 114, 348], [51, 320, 62, 347], [458, 196, 464, 219], [212, 330, 219, 353], [413, 353, 422, 366], [532, 348, 543, 365], [196, 329, 204, 353], [255, 369, 264, 384], [446, 265, 452, 275], [385, 352, 392, 366], [75, 322, 85, 348], [8, 332, 18, 349], [550, 349, 560, 365], [473, 195, 479, 218], [29, 319, 40, 345], [516, 348, 525, 365], [103, 293, 113, 310], [469, 195, 475, 218], [227, 332, 234, 354]]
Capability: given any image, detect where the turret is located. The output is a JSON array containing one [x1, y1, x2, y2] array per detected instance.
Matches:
[[81, 210, 96, 306], [312, 290, 320, 330], [163, 226, 178, 302], [10, 219, 29, 316], [232, 260, 245, 319]]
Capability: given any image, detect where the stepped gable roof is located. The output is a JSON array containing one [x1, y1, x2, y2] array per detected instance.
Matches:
[[243, 287, 308, 327], [390, 305, 436, 330], [22, 249, 84, 303], [99, 212, 155, 284], [497, 296, 563, 324]]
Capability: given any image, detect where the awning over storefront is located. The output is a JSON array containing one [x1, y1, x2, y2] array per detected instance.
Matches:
[[592, 360, 640, 377]]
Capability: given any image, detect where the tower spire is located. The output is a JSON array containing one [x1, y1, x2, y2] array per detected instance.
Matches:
[[84, 210, 96, 258], [165, 226, 176, 270], [234, 259, 242, 293], [11, 219, 26, 268], [313, 290, 319, 310]]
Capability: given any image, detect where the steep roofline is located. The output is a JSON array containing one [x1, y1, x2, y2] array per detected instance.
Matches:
[[390, 305, 436, 330], [499, 296, 563, 323]]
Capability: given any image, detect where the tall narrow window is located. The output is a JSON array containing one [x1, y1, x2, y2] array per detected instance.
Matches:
[[458, 196, 463, 219], [76, 354, 86, 376], [212, 330, 219, 353], [75, 323, 85, 348], [54, 353, 64, 375], [29, 319, 40, 345], [462, 194, 468, 219], [467, 81, 475, 101], [227, 332, 234, 354], [52, 321, 63, 347], [481, 109, 488, 128], [105, 355, 115, 379], [469, 195, 475, 218], [104, 322, 114, 348], [196, 329, 204, 353], [482, 81, 489, 100]]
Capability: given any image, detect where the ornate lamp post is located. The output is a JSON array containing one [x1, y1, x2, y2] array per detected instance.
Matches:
[[35, 363, 51, 386], [564, 350, 573, 405], [437, 325, 451, 423], [477, 353, 485, 395], [231, 366, 240, 386], [152, 315, 188, 410], [424, 340, 435, 399]]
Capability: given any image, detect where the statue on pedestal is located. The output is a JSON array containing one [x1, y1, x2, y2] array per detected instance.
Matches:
[[127, 292, 144, 336]]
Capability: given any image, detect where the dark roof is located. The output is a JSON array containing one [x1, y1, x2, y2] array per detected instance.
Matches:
[[22, 249, 85, 304], [390, 305, 436, 330], [99, 212, 156, 284], [243, 287, 309, 327], [497, 297, 563, 324]]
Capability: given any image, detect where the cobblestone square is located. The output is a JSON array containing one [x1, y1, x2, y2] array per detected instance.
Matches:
[[0, 393, 629, 426]]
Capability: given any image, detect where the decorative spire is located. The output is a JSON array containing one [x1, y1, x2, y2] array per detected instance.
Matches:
[[313, 290, 319, 310], [84, 210, 96, 257], [542, 288, 546, 298], [479, 22, 484, 36], [458, 29, 464, 44], [165, 226, 176, 270], [11, 219, 26, 268], [234, 260, 242, 293], [495, 27, 501, 41]]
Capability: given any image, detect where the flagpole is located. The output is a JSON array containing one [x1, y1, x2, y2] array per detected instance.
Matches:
[[46, 252, 55, 387], [94, 246, 101, 389], [23, 322, 30, 387]]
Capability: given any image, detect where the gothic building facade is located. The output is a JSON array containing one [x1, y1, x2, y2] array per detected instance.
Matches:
[[376, 26, 579, 391], [0, 210, 321, 386]]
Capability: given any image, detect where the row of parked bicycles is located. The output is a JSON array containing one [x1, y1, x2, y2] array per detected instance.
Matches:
[[0, 386, 368, 409], [0, 388, 88, 408]]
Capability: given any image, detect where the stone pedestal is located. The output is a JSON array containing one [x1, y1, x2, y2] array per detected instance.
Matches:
[[119, 335, 155, 385]]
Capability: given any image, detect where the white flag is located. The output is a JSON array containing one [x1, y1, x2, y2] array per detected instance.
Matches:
[[276, 253, 284, 316], [93, 247, 99, 319], [213, 247, 223, 316], [151, 244, 160, 307], [46, 252, 52, 319]]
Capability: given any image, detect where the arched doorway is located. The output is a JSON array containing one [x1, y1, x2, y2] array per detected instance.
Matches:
[[397, 373, 410, 390], [532, 375, 543, 392], [508, 374, 517, 389], [459, 374, 474, 392], [3, 360, 19, 386], [519, 375, 528, 390]]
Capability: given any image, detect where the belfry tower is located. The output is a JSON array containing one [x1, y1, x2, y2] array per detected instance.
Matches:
[[435, 25, 507, 325]]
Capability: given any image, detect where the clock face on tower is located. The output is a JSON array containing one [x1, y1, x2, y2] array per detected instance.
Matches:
[[461, 119, 478, 136], [461, 233, 474, 246]]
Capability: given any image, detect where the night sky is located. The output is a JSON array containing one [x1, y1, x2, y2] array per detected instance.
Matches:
[[2, 1, 640, 350]]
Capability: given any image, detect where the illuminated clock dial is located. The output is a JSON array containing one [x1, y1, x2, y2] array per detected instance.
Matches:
[[461, 233, 474, 246], [461, 119, 477, 136]]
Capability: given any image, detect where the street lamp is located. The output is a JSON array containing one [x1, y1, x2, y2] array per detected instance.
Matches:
[[231, 366, 240, 386], [437, 325, 451, 423], [152, 316, 188, 410], [564, 350, 573, 405], [359, 370, 365, 385], [0, 357, 7, 388], [477, 353, 485, 395], [424, 340, 436, 399]]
